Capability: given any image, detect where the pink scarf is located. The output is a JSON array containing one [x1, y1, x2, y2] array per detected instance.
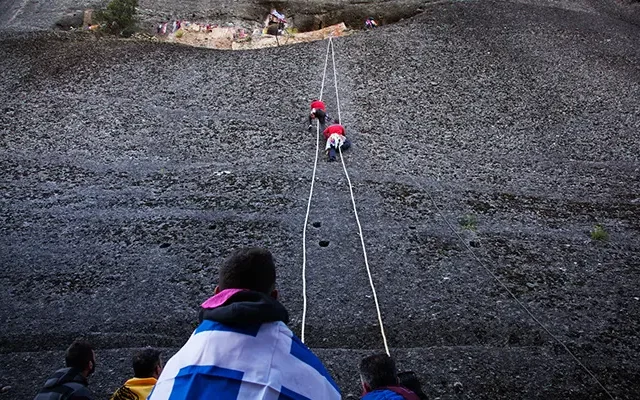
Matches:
[[201, 288, 245, 309]]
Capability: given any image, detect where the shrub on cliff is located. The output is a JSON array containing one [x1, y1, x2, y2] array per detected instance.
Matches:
[[95, 0, 138, 36]]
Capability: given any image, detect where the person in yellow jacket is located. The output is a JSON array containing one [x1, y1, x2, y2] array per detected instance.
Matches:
[[111, 348, 163, 400]]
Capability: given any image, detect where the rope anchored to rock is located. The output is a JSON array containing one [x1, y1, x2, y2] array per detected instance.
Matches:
[[301, 37, 390, 356]]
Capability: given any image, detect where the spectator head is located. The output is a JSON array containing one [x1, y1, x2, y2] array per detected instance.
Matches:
[[215, 247, 277, 298], [398, 371, 428, 400], [65, 340, 95, 377], [359, 353, 398, 393], [133, 348, 163, 379]]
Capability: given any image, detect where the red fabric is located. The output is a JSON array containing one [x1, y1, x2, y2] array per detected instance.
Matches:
[[323, 124, 345, 139], [310, 100, 326, 111]]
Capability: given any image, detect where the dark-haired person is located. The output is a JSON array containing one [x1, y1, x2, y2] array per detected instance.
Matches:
[[359, 354, 419, 400], [323, 119, 351, 162], [308, 99, 330, 130], [111, 348, 163, 400], [149, 247, 340, 400], [34, 340, 96, 400]]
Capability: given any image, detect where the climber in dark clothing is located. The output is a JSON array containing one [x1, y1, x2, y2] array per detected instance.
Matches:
[[308, 99, 331, 130], [34, 340, 96, 400]]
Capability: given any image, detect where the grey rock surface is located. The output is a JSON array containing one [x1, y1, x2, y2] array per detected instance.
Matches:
[[1, 0, 638, 32], [0, 0, 430, 31], [1, 0, 639, 399]]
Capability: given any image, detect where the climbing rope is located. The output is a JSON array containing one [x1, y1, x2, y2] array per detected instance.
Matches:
[[337, 145, 390, 356], [330, 39, 342, 124], [331, 37, 389, 355], [301, 38, 332, 343], [301, 37, 390, 357], [303, 31, 613, 400], [405, 168, 615, 399]]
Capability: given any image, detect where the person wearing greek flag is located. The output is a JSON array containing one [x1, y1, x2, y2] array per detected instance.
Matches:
[[148, 247, 341, 400]]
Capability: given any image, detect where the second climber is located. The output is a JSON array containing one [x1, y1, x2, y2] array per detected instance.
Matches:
[[323, 119, 351, 162]]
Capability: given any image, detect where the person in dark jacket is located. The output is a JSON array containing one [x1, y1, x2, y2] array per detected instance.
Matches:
[[398, 371, 429, 400], [34, 340, 96, 400], [359, 354, 420, 400]]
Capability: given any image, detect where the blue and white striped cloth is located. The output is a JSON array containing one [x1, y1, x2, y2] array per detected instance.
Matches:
[[148, 320, 340, 400]]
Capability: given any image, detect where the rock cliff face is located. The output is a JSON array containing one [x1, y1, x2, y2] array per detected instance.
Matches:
[[0, 0, 430, 31], [1, 0, 640, 399], [1, 0, 638, 32]]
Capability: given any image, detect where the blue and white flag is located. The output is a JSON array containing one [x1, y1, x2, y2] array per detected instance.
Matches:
[[148, 320, 341, 400], [270, 10, 286, 22]]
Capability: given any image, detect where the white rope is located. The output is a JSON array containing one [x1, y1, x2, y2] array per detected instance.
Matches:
[[301, 38, 332, 343], [413, 173, 615, 399], [304, 35, 612, 400], [318, 38, 331, 104], [331, 38, 390, 355], [338, 145, 390, 355], [330, 39, 342, 124]]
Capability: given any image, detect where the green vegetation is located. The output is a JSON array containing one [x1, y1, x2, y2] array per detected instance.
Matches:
[[459, 214, 477, 231], [95, 0, 138, 36], [590, 224, 609, 241]]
